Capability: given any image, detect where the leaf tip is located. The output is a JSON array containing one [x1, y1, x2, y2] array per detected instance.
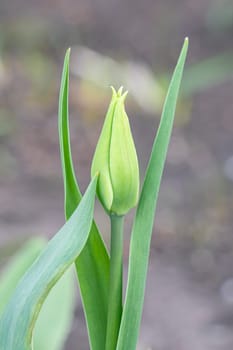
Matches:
[[64, 48, 71, 62], [184, 37, 189, 48]]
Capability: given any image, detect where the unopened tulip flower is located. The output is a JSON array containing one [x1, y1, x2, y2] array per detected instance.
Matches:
[[91, 87, 139, 216]]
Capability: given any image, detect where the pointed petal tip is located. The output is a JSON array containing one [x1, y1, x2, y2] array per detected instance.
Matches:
[[110, 86, 117, 97], [121, 90, 128, 102], [117, 86, 124, 96]]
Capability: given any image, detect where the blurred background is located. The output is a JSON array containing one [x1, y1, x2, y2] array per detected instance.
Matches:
[[0, 0, 233, 349]]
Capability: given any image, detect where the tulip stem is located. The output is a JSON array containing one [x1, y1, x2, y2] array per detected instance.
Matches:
[[105, 214, 124, 350]]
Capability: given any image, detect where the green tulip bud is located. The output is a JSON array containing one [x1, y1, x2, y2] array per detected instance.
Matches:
[[91, 87, 139, 216]]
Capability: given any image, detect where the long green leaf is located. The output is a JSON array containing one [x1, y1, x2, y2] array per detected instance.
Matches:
[[0, 238, 46, 316], [116, 38, 189, 350], [0, 237, 75, 350], [58, 49, 110, 350], [33, 268, 75, 350], [0, 177, 97, 350]]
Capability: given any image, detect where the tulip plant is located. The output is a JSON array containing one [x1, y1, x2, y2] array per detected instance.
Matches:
[[0, 38, 188, 350]]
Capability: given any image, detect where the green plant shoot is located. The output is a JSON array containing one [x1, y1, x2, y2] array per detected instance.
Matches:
[[0, 37, 188, 350]]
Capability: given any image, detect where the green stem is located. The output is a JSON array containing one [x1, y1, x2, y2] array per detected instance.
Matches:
[[105, 214, 124, 350]]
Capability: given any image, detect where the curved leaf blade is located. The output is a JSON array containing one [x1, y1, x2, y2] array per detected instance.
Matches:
[[0, 177, 97, 350], [117, 38, 189, 350], [33, 268, 75, 350], [58, 48, 81, 213], [0, 238, 46, 316], [0, 237, 75, 350], [58, 49, 110, 350]]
